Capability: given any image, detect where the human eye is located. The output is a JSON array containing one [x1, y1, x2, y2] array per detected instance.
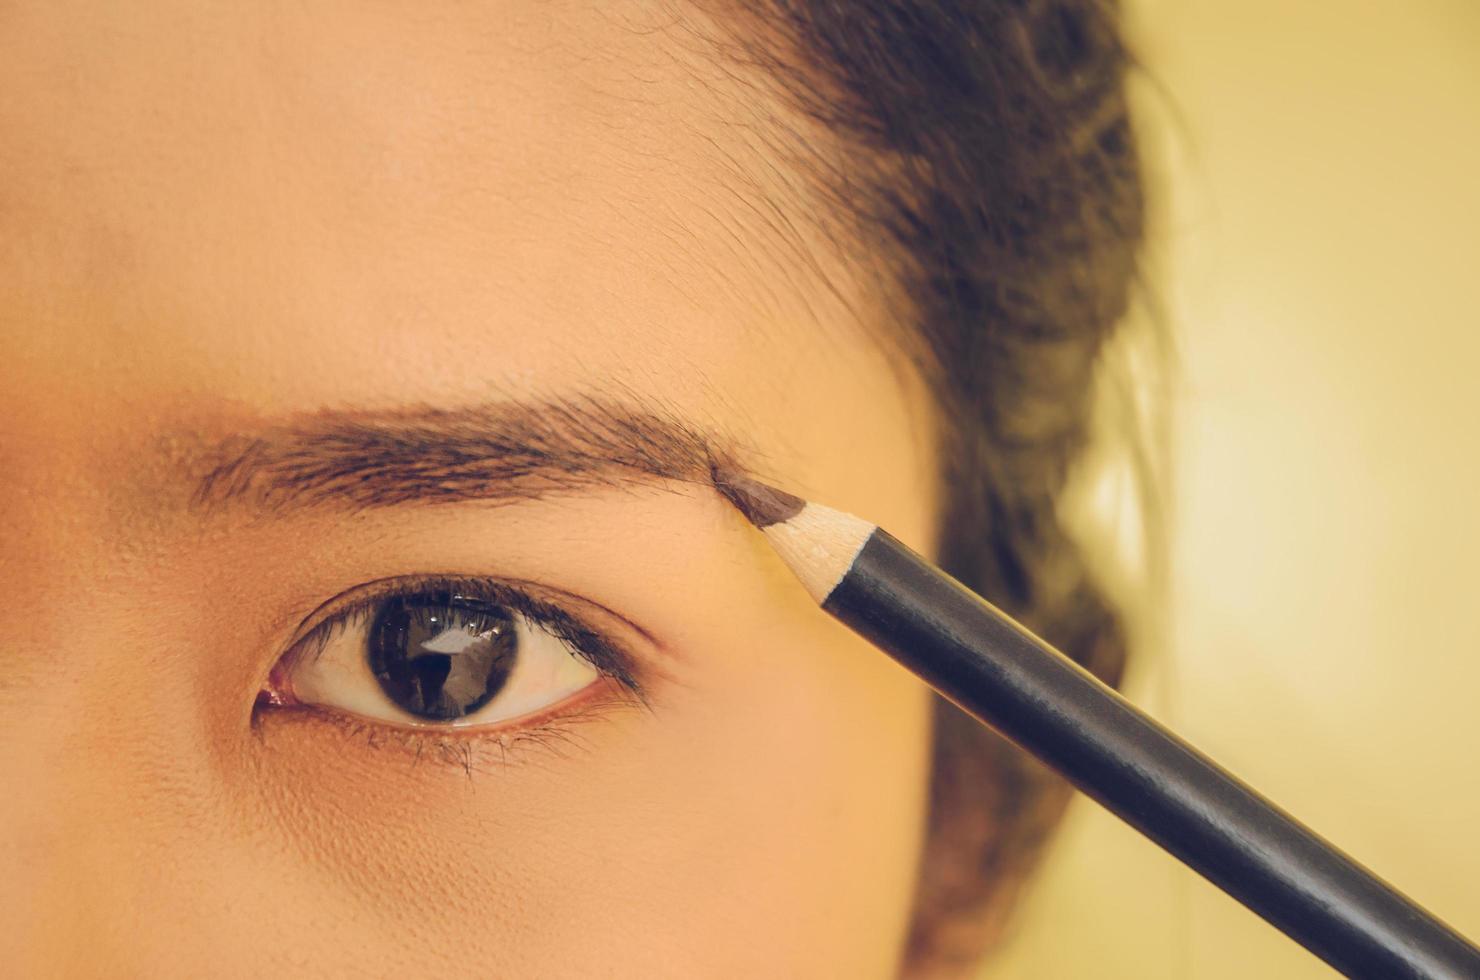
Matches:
[[255, 574, 651, 767]]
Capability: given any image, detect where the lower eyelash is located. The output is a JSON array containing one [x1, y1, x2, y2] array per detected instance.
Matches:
[[255, 673, 647, 778]]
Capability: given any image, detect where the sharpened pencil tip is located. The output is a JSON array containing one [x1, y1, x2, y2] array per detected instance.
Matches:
[[711, 464, 806, 528]]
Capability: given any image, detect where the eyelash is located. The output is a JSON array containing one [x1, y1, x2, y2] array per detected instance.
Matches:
[[254, 574, 653, 774]]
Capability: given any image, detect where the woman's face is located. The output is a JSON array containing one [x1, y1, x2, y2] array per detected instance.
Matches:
[[1, 3, 941, 976]]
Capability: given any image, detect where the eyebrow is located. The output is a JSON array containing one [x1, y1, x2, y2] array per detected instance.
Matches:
[[187, 393, 747, 516]]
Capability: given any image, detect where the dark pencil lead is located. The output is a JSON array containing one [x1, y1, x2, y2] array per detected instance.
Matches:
[[710, 463, 806, 528]]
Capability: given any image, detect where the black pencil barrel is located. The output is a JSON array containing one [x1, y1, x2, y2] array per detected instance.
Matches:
[[822, 527, 1480, 979]]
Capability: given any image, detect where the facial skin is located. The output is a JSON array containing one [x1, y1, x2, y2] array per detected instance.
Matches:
[[0, 3, 943, 977]]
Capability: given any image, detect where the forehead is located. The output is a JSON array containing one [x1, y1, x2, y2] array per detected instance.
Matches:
[[0, 1, 931, 519]]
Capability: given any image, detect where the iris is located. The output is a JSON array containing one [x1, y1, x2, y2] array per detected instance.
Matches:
[[368, 592, 519, 720]]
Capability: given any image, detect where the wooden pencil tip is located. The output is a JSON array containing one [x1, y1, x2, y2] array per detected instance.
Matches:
[[711, 464, 806, 528]]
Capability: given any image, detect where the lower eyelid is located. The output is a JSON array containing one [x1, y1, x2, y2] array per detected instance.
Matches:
[[253, 672, 647, 772]]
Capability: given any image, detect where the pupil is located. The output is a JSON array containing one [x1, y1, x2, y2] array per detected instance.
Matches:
[[367, 591, 518, 721]]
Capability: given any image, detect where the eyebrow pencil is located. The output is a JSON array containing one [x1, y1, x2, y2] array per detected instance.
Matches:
[[713, 471, 1480, 980]]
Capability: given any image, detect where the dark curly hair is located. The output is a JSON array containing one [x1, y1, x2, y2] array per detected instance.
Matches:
[[696, 0, 1156, 974]]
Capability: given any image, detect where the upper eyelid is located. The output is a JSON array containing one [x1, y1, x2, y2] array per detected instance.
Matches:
[[292, 580, 564, 664], [274, 576, 677, 706], [270, 575, 646, 708], [282, 573, 662, 655]]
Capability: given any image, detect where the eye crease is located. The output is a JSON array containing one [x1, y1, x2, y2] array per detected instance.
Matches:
[[255, 575, 652, 764]]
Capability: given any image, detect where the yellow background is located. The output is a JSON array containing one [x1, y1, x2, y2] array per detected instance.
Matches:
[[984, 2, 1480, 976]]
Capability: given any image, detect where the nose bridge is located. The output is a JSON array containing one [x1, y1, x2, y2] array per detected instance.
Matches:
[[1, 688, 118, 972], [0, 626, 217, 974], [0, 348, 253, 975], [4, 760, 116, 973]]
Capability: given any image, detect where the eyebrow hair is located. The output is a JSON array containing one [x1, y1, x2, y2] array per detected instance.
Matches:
[[188, 393, 746, 516]]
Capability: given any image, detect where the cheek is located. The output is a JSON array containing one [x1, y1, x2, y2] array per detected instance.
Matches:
[[638, 609, 936, 968], [228, 588, 932, 977]]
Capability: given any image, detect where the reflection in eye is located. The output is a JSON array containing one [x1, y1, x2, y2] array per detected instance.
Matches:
[[260, 577, 646, 734], [365, 593, 525, 721]]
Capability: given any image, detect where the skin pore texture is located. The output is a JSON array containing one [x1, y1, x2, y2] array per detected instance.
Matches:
[[0, 3, 948, 977]]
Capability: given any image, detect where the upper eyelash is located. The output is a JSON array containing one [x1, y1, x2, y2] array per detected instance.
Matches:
[[280, 574, 649, 705]]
